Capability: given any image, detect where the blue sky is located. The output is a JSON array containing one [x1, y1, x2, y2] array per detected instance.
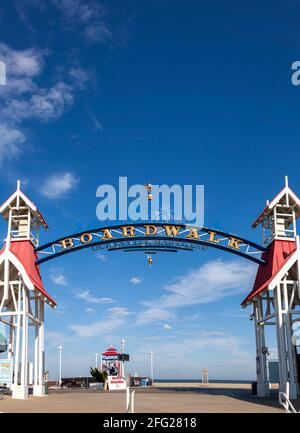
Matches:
[[0, 0, 300, 380]]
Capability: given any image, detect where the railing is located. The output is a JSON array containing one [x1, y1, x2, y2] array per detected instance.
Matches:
[[126, 387, 135, 413], [279, 383, 298, 413]]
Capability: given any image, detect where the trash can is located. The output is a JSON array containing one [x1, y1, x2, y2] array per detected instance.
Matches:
[[251, 381, 257, 395]]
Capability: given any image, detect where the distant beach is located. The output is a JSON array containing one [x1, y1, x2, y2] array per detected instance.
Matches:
[[154, 379, 253, 384]]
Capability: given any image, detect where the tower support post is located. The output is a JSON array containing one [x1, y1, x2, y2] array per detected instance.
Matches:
[[254, 299, 270, 396], [274, 283, 298, 399], [12, 281, 29, 399]]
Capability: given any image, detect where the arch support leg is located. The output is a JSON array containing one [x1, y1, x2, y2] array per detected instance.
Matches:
[[254, 299, 270, 396]]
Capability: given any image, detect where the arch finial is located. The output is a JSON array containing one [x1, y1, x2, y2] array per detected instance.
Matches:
[[285, 175, 289, 188]]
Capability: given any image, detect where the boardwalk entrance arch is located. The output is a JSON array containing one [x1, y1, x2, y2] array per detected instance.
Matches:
[[0, 179, 300, 400]]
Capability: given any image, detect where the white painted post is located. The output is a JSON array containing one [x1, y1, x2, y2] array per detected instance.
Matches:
[[150, 351, 154, 383], [8, 316, 14, 361], [3, 209, 12, 304], [20, 285, 29, 399], [29, 362, 33, 385], [130, 390, 135, 414], [253, 300, 269, 396], [126, 387, 130, 412], [33, 295, 41, 396], [95, 353, 98, 368], [12, 281, 21, 396], [274, 284, 289, 396], [121, 339, 125, 378], [38, 300, 45, 395], [58, 345, 63, 388], [282, 279, 298, 398]]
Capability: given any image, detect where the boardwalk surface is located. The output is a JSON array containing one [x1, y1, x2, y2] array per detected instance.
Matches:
[[0, 383, 292, 413]]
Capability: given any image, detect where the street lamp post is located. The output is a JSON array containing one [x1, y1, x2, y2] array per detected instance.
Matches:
[[58, 345, 63, 388], [150, 351, 154, 384], [121, 339, 125, 378], [95, 353, 99, 368]]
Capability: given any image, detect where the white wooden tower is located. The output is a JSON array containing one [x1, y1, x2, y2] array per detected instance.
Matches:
[[0, 181, 56, 399], [242, 177, 300, 399]]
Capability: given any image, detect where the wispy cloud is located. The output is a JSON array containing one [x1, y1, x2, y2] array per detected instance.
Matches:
[[41, 172, 79, 199], [69, 316, 123, 338], [17, 0, 132, 47], [0, 123, 25, 165], [85, 307, 96, 314], [69, 66, 90, 88], [163, 324, 173, 330], [21, 0, 112, 44], [136, 259, 256, 325], [136, 307, 175, 326], [76, 290, 115, 305], [45, 330, 74, 347], [89, 111, 103, 131], [96, 253, 107, 262], [52, 0, 112, 44], [50, 273, 67, 286], [134, 330, 252, 368], [0, 42, 80, 166], [107, 307, 133, 317], [130, 276, 143, 285], [3, 82, 74, 122]]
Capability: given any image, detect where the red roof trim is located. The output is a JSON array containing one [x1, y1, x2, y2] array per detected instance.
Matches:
[[6, 240, 56, 305], [102, 346, 118, 356], [251, 204, 269, 228], [241, 239, 296, 306]]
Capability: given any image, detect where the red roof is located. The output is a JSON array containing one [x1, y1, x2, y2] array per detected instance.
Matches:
[[8, 240, 56, 305], [102, 346, 118, 356], [241, 239, 296, 306]]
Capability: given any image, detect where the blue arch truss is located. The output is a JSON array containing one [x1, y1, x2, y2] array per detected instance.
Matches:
[[35, 223, 266, 265]]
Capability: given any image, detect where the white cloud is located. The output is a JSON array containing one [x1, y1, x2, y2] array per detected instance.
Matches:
[[41, 172, 79, 199], [136, 308, 175, 326], [69, 317, 124, 338], [85, 307, 96, 314], [51, 273, 67, 286], [4, 82, 74, 122], [96, 253, 107, 262], [84, 22, 112, 43], [0, 43, 79, 166], [76, 290, 115, 305], [0, 123, 25, 165], [0, 42, 44, 78], [50, 0, 112, 44], [17, 1, 118, 46], [45, 330, 74, 347], [89, 111, 103, 131], [69, 66, 89, 82], [163, 324, 173, 331], [147, 259, 255, 310], [134, 330, 252, 370], [107, 307, 132, 317], [130, 276, 143, 285], [137, 259, 256, 325]]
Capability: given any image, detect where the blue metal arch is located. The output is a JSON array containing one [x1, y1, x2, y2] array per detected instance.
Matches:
[[35, 223, 266, 265]]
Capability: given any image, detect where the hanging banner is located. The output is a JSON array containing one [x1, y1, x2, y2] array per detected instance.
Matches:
[[0, 359, 13, 386]]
